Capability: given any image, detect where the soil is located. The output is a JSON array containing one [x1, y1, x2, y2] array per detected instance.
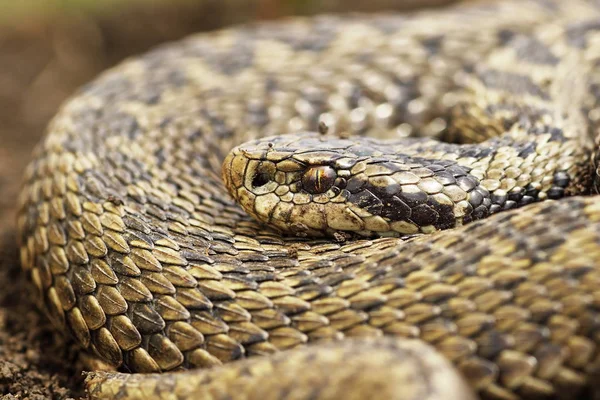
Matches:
[[0, 1, 458, 398], [0, 229, 82, 399]]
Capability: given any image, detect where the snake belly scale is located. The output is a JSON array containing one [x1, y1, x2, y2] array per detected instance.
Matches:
[[15, 0, 600, 399]]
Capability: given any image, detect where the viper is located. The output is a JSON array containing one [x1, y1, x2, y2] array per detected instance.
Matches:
[[16, 0, 600, 399]]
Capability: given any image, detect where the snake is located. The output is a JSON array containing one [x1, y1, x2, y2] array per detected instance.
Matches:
[[15, 0, 600, 399]]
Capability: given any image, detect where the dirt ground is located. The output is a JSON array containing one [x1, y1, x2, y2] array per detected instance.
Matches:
[[0, 1, 457, 398]]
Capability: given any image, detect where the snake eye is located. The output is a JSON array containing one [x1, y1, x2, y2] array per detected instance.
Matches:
[[301, 166, 337, 194]]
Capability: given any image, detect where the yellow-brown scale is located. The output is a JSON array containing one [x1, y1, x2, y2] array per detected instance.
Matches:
[[15, 0, 600, 399]]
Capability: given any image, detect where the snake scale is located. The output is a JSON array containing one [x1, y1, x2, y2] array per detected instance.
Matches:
[[15, 0, 600, 399]]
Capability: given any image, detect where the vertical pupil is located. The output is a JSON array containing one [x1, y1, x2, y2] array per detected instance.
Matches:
[[302, 166, 336, 194], [315, 170, 323, 192]]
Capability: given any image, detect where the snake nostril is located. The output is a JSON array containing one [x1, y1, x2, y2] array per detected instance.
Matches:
[[251, 161, 277, 189], [252, 171, 271, 188]]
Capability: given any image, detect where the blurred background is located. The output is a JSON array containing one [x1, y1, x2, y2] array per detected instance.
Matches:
[[0, 1, 458, 398]]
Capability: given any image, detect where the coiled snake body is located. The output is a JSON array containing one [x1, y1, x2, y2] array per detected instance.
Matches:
[[16, 0, 600, 399]]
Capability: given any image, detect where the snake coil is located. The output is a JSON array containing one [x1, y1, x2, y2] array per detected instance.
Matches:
[[16, 0, 600, 399]]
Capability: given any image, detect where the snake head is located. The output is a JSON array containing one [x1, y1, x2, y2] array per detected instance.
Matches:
[[222, 132, 354, 236], [223, 132, 479, 237]]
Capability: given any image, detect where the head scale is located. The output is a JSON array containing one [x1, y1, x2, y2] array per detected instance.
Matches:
[[222, 132, 470, 237]]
